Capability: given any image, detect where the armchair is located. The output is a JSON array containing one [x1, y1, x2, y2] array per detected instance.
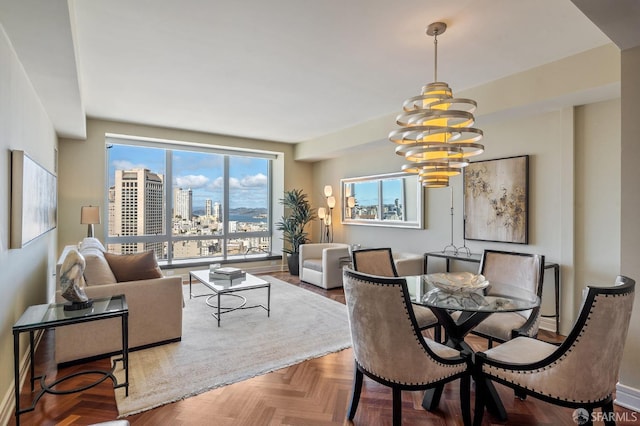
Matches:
[[299, 243, 350, 289]]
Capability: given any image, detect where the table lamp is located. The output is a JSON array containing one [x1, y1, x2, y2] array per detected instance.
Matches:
[[80, 205, 100, 238]]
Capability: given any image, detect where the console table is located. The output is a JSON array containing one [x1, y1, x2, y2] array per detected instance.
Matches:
[[13, 295, 129, 425], [424, 251, 561, 334]]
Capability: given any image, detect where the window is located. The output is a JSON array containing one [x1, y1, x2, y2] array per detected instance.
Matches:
[[105, 135, 273, 264]]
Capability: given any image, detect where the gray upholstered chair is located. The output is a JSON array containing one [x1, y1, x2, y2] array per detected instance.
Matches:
[[352, 248, 440, 338], [469, 250, 545, 348], [473, 275, 635, 426], [299, 243, 350, 289], [342, 268, 472, 426]]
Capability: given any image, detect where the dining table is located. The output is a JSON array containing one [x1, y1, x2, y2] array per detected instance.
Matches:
[[405, 273, 541, 421]]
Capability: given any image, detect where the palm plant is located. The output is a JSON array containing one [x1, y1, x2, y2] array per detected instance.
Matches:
[[276, 189, 316, 275]]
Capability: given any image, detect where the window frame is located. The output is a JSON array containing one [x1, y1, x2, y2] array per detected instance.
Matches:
[[104, 134, 277, 266]]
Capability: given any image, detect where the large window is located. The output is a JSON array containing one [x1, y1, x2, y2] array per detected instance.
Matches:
[[105, 136, 273, 264]]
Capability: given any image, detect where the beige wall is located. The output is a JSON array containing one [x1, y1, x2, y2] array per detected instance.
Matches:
[[0, 26, 58, 421], [619, 45, 640, 404], [58, 119, 315, 256]]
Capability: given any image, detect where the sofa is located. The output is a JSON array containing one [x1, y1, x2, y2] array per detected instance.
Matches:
[[393, 252, 425, 276], [299, 243, 350, 289], [54, 238, 183, 364]]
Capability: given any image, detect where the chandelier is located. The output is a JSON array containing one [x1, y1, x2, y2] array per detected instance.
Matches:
[[389, 22, 484, 188]]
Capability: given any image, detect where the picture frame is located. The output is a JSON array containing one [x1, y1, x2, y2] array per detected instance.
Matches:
[[463, 155, 528, 244], [10, 150, 57, 248]]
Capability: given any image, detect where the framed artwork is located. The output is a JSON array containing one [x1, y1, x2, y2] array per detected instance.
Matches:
[[10, 150, 57, 248], [463, 155, 528, 244]]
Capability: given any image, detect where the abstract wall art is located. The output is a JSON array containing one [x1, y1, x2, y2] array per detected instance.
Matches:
[[463, 155, 528, 244], [10, 150, 57, 248]]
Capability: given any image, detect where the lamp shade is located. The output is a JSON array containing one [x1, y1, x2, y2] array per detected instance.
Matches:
[[324, 185, 333, 197], [318, 207, 326, 219], [327, 196, 336, 209], [80, 206, 101, 224], [347, 196, 356, 208]]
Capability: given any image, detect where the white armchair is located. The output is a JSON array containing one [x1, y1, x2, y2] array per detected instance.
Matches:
[[299, 243, 350, 289]]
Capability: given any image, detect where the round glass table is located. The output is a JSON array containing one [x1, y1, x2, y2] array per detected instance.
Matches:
[[405, 274, 540, 420]]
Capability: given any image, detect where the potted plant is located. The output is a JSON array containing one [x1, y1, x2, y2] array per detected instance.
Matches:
[[276, 189, 316, 275]]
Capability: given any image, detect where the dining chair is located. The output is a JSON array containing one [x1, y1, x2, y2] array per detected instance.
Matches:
[[352, 248, 441, 340], [473, 275, 635, 426], [470, 250, 545, 348], [342, 268, 472, 426]]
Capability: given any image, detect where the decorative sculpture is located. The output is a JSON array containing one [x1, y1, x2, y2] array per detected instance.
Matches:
[[60, 249, 93, 311]]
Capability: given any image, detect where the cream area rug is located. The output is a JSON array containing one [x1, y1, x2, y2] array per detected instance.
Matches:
[[113, 275, 352, 417]]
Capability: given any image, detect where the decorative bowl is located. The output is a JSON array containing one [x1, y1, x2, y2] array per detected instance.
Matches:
[[425, 272, 489, 293]]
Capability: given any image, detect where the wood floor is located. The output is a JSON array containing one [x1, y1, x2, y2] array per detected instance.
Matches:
[[10, 272, 638, 425]]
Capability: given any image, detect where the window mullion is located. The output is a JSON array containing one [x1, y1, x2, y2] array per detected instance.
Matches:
[[166, 150, 174, 264]]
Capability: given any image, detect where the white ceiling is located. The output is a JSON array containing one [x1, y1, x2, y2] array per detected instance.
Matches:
[[2, 0, 638, 143]]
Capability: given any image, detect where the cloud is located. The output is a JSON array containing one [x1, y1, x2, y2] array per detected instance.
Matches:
[[175, 175, 210, 189], [112, 160, 148, 170], [240, 173, 267, 187], [211, 176, 224, 189]]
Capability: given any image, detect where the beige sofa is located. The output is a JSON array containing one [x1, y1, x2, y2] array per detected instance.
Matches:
[[55, 239, 183, 364], [299, 243, 350, 289], [393, 252, 424, 276]]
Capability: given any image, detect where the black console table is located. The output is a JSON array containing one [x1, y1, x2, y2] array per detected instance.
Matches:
[[424, 251, 561, 334], [13, 295, 129, 425]]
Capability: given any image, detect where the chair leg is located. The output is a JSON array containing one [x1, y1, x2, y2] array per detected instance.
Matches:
[[459, 375, 471, 426], [515, 388, 527, 400], [585, 408, 594, 426], [603, 401, 616, 426], [473, 378, 486, 426], [347, 365, 364, 421], [392, 387, 402, 426], [487, 337, 493, 349]]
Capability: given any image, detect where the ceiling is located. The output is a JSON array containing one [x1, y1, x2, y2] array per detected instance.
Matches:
[[2, 0, 639, 143]]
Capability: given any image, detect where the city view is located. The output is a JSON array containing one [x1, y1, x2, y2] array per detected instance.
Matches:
[[106, 143, 271, 261]]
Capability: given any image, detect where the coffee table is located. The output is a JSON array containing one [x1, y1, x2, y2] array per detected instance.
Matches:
[[189, 269, 271, 326]]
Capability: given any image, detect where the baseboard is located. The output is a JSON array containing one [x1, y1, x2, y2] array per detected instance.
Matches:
[[243, 265, 286, 274], [0, 331, 44, 425], [616, 382, 640, 412], [539, 317, 556, 333]]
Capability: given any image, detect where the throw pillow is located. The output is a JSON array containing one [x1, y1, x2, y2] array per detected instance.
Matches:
[[79, 237, 107, 252], [104, 250, 163, 282], [83, 253, 117, 285]]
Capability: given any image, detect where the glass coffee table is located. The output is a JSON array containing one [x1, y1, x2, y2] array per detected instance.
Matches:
[[189, 269, 271, 326]]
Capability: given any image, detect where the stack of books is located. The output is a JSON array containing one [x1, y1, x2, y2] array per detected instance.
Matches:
[[209, 266, 246, 282]]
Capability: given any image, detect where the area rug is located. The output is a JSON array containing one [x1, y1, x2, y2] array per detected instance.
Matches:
[[113, 276, 352, 417]]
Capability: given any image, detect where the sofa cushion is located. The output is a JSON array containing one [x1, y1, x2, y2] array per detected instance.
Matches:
[[104, 250, 163, 282], [303, 258, 323, 273]]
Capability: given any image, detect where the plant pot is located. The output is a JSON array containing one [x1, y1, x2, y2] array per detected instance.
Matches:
[[287, 253, 300, 276]]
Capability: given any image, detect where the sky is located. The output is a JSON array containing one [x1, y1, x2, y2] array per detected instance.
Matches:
[[351, 178, 404, 207], [108, 144, 269, 210]]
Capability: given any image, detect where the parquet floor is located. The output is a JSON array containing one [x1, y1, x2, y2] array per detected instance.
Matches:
[[10, 272, 639, 425]]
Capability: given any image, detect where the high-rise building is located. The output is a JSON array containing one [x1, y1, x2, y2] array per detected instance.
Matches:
[[213, 201, 221, 221], [205, 199, 212, 217], [174, 187, 193, 220], [110, 168, 164, 256]]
